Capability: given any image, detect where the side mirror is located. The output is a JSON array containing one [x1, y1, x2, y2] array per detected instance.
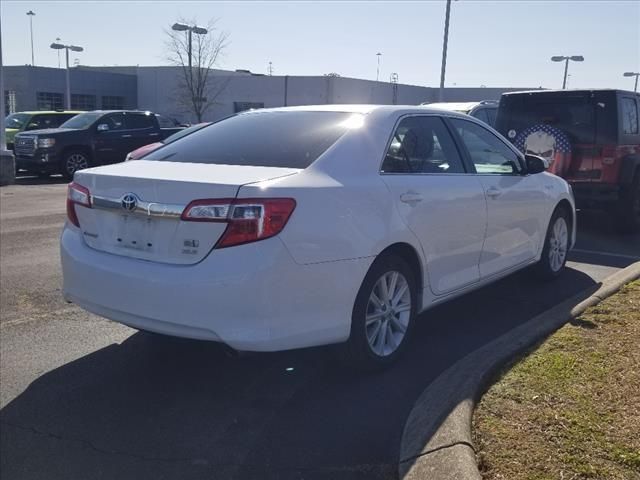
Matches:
[[97, 123, 110, 132], [525, 154, 549, 174]]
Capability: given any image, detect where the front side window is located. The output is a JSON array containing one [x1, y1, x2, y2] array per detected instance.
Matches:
[[621, 97, 639, 134], [60, 112, 103, 130], [101, 114, 126, 131], [471, 109, 489, 124], [450, 118, 520, 174], [381, 116, 465, 174]]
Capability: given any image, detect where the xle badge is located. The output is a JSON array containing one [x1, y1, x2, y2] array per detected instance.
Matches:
[[182, 239, 200, 255]]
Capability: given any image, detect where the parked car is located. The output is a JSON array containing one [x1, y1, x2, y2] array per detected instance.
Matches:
[[125, 122, 211, 161], [4, 110, 82, 150], [495, 89, 640, 232], [61, 105, 575, 369], [13, 110, 185, 179], [420, 101, 499, 126]]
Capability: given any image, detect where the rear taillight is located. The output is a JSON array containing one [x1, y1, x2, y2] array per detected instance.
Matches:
[[66, 182, 91, 228], [181, 198, 296, 248], [601, 145, 617, 165]]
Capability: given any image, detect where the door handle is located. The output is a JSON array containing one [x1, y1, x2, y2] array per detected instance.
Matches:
[[486, 187, 502, 198], [400, 192, 423, 205], [121, 134, 133, 138], [149, 133, 160, 137]]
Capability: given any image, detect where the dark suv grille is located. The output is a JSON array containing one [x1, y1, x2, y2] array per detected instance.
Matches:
[[14, 136, 36, 157]]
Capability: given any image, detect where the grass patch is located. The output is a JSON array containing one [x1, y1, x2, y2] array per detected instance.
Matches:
[[473, 280, 640, 480]]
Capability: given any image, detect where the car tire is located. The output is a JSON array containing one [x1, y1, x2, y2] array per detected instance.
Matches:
[[614, 173, 640, 234], [534, 206, 571, 280], [61, 150, 90, 181], [340, 253, 418, 371]]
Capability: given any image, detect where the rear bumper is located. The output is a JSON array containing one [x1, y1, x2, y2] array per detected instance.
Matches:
[[570, 182, 621, 210], [61, 227, 372, 351]]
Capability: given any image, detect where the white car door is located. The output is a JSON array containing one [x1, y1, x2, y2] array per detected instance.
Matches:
[[449, 118, 548, 278], [380, 115, 487, 295]]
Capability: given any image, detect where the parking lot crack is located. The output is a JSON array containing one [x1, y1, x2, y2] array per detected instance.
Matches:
[[398, 440, 476, 464], [0, 420, 230, 467]]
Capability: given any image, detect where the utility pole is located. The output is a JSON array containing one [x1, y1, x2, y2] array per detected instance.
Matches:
[[27, 10, 36, 66], [376, 52, 382, 81], [268, 61, 273, 76], [438, 0, 453, 101]]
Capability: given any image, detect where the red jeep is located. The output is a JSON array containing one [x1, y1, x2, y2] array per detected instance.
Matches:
[[496, 89, 640, 232]]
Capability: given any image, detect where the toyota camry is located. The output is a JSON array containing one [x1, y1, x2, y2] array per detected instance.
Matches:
[[61, 105, 575, 369]]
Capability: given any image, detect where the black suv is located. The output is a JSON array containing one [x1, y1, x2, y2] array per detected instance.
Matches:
[[496, 89, 640, 232], [14, 110, 184, 179]]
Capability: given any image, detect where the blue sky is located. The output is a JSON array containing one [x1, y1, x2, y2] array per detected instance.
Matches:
[[2, 0, 639, 90]]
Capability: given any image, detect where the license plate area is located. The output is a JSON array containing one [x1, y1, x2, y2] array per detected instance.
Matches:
[[116, 214, 155, 251]]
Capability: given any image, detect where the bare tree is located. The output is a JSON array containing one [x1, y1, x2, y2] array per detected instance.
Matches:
[[166, 19, 229, 123]]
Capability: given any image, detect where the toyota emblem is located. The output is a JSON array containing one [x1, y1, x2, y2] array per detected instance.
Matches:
[[121, 193, 138, 212]]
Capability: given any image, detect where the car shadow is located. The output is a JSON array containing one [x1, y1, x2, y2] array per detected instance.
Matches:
[[0, 266, 598, 480]]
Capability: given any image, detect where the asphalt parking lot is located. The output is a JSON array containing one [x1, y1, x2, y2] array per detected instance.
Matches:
[[1, 178, 639, 480]]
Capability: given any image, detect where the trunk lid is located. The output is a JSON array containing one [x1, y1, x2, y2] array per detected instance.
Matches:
[[73, 160, 300, 265]]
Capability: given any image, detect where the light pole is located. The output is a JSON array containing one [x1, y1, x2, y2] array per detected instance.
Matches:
[[55, 37, 61, 68], [1, 17, 7, 151], [551, 55, 584, 89], [376, 52, 382, 82], [171, 22, 208, 71], [26, 10, 35, 66], [623, 72, 640, 92], [439, 0, 456, 101], [50, 43, 83, 110]]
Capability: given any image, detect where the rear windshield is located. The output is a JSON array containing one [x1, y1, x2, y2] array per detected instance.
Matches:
[[145, 111, 359, 169], [499, 94, 597, 144]]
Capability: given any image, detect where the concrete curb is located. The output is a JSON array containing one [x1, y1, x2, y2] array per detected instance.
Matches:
[[398, 261, 640, 480]]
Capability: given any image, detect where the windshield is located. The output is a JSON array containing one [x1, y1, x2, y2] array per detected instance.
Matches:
[[5, 113, 30, 130], [145, 111, 360, 169], [60, 111, 103, 130]]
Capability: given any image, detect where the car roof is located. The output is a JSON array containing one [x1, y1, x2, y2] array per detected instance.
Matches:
[[239, 104, 476, 119], [420, 101, 498, 112], [502, 88, 639, 96], [18, 111, 83, 115]]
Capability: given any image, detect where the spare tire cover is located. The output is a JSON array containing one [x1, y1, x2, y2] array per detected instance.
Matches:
[[514, 124, 572, 177]]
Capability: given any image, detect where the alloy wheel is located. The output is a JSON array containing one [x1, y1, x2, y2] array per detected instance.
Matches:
[[365, 271, 412, 357], [66, 153, 89, 175], [548, 216, 568, 272]]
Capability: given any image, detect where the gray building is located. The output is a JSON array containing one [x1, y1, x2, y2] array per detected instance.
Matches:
[[4, 66, 136, 113], [4, 64, 532, 123]]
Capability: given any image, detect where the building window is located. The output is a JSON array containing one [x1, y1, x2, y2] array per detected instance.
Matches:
[[102, 96, 125, 110], [4, 90, 17, 116], [36, 92, 65, 110], [71, 94, 96, 111], [234, 101, 265, 113]]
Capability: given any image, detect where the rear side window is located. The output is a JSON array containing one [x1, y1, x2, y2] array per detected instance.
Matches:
[[471, 109, 489, 124], [485, 108, 497, 127], [621, 97, 639, 134], [127, 113, 155, 130], [145, 111, 357, 169]]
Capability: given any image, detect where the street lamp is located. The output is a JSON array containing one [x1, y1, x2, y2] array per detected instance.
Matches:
[[438, 0, 458, 101], [50, 43, 84, 110], [551, 55, 584, 89], [26, 10, 35, 66], [376, 52, 382, 82], [172, 22, 208, 70], [623, 72, 640, 92]]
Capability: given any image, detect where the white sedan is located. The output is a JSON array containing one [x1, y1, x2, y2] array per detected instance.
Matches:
[[61, 105, 575, 369]]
